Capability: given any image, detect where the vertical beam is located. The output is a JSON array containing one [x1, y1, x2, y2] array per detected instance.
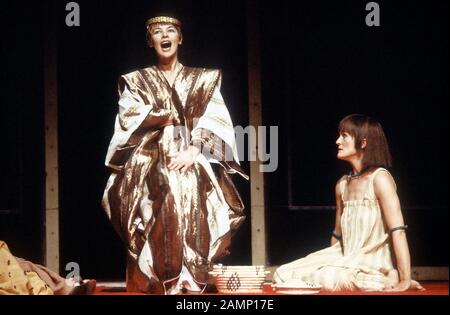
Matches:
[[44, 0, 59, 273], [247, 0, 267, 266], [283, 3, 294, 207]]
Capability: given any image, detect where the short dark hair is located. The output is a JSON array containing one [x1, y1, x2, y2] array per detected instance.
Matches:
[[338, 114, 392, 170]]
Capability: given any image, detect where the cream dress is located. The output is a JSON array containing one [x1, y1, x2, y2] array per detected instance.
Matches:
[[273, 168, 398, 291]]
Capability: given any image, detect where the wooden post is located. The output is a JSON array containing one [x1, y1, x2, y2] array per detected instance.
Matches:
[[247, 0, 267, 266], [44, 0, 59, 273]]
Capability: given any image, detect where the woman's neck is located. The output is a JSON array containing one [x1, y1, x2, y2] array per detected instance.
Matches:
[[158, 57, 179, 72], [350, 160, 363, 174]]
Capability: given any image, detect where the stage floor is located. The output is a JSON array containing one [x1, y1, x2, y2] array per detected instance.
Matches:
[[93, 281, 448, 295]]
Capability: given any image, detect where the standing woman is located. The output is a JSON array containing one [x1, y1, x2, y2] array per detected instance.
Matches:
[[102, 15, 247, 294], [273, 114, 423, 292]]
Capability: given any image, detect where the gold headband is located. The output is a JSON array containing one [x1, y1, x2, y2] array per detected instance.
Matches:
[[146, 16, 182, 28]]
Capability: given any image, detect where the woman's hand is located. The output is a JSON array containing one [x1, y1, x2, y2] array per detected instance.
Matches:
[[167, 146, 200, 173]]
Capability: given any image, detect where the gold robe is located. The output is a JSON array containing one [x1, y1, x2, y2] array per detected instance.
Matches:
[[102, 65, 248, 294]]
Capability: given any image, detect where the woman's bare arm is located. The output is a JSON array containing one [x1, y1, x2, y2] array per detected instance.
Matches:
[[374, 171, 413, 291], [331, 178, 345, 246]]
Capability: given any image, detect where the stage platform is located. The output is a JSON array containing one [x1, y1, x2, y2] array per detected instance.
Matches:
[[93, 281, 448, 295]]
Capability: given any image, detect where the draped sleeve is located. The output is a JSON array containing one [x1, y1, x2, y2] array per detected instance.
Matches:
[[105, 72, 176, 170], [189, 74, 248, 180]]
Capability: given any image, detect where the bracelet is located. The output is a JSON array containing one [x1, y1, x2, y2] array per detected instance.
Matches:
[[332, 231, 342, 240], [389, 225, 408, 234]]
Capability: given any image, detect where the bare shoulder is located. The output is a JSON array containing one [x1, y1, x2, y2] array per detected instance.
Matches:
[[337, 174, 347, 184], [335, 175, 347, 195], [373, 169, 397, 194]]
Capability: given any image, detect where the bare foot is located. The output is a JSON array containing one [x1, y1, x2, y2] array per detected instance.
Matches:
[[411, 280, 425, 291], [69, 279, 97, 295]]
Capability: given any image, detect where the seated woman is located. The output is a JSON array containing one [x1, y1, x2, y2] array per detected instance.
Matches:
[[0, 240, 96, 295], [273, 114, 423, 292]]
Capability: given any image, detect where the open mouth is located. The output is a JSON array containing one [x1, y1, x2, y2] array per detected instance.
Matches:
[[161, 41, 172, 49]]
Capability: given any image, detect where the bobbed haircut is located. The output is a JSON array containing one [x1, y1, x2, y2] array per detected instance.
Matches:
[[338, 114, 392, 170]]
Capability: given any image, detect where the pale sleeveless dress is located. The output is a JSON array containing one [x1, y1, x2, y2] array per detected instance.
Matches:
[[273, 168, 396, 291]]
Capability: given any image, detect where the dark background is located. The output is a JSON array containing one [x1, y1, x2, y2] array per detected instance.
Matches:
[[1, 0, 448, 281]]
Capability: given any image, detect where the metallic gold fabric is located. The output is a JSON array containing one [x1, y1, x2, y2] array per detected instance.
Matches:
[[146, 16, 182, 28], [102, 65, 247, 294]]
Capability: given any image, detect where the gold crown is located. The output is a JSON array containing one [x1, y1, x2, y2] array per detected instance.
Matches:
[[146, 16, 182, 28]]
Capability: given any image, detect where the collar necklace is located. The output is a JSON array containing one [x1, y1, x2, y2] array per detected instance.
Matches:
[[347, 171, 362, 180]]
